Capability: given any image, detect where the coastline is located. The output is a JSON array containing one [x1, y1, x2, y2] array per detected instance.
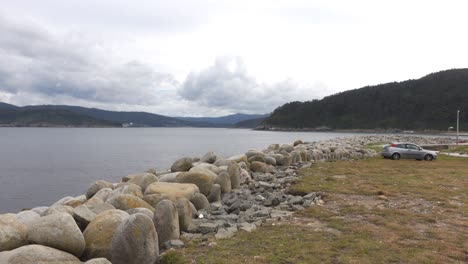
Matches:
[[0, 134, 457, 263]]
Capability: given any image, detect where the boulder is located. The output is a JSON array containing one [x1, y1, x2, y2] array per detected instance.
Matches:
[[279, 144, 294, 153], [126, 208, 154, 219], [200, 151, 218, 164], [83, 209, 129, 260], [293, 139, 304, 146], [190, 193, 210, 210], [73, 205, 97, 228], [158, 172, 180, 182], [42, 205, 74, 216], [268, 144, 280, 150], [290, 151, 302, 164], [110, 214, 159, 264], [107, 194, 154, 212], [214, 159, 232, 167], [170, 157, 193, 172], [227, 154, 248, 163], [153, 200, 179, 247], [85, 197, 116, 215], [64, 196, 86, 208], [15, 210, 40, 227], [215, 171, 231, 193], [192, 163, 221, 174], [144, 182, 199, 202], [188, 167, 218, 181], [264, 156, 277, 166], [175, 171, 213, 196], [84, 258, 112, 264], [207, 184, 221, 203], [228, 162, 241, 189], [108, 183, 143, 200], [0, 245, 81, 263], [175, 198, 193, 232], [250, 161, 268, 173], [248, 155, 266, 163], [86, 180, 114, 199], [92, 188, 113, 202], [275, 154, 291, 166], [0, 214, 28, 251], [31, 206, 49, 215], [239, 169, 252, 183], [28, 212, 85, 257], [125, 173, 158, 192]]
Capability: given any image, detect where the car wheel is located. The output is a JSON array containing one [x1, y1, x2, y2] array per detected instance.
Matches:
[[424, 154, 433, 161], [392, 153, 401, 160]]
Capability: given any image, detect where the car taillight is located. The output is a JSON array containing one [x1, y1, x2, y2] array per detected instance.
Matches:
[[390, 143, 396, 147]]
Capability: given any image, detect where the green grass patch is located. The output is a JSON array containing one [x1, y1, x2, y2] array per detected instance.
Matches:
[[171, 156, 468, 263]]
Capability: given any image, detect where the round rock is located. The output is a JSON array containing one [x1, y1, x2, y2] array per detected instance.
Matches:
[[190, 193, 210, 210], [170, 157, 193, 172], [153, 200, 179, 247], [86, 180, 114, 199], [176, 171, 213, 196], [175, 198, 193, 232], [110, 213, 159, 264], [0, 245, 81, 263], [28, 212, 85, 257], [0, 214, 28, 252], [83, 209, 129, 260]]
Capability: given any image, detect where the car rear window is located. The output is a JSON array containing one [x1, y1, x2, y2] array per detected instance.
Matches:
[[395, 144, 405, 148]]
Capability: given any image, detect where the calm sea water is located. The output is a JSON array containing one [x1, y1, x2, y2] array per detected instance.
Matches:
[[0, 127, 460, 213]]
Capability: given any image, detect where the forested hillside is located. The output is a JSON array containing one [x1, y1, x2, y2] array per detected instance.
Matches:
[[264, 69, 468, 130]]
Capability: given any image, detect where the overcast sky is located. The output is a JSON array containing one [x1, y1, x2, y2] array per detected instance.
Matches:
[[0, 0, 467, 116]]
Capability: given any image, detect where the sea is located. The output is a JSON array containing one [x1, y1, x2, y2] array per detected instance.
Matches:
[[0, 127, 460, 213]]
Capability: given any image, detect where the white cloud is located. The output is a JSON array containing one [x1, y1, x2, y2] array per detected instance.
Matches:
[[179, 56, 329, 114]]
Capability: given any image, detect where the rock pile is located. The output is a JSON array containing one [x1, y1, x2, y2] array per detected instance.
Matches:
[[0, 135, 453, 263]]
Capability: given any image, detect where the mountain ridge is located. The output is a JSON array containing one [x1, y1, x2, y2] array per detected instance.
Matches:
[[263, 68, 468, 131]]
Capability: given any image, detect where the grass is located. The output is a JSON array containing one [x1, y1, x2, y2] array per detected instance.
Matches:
[[162, 155, 468, 264], [442, 145, 468, 154]]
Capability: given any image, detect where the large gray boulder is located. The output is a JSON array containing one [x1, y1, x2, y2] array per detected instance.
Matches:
[[84, 258, 112, 264], [207, 184, 221, 203], [15, 210, 40, 227], [92, 188, 113, 202], [175, 198, 193, 232], [228, 162, 241, 189], [28, 212, 85, 257], [175, 171, 214, 196], [215, 171, 231, 193], [42, 205, 74, 216], [107, 183, 143, 200], [190, 193, 210, 210], [0, 245, 81, 263], [153, 200, 179, 247], [84, 197, 116, 215], [106, 194, 154, 212], [73, 205, 97, 228], [0, 214, 28, 252], [86, 180, 114, 199], [110, 214, 159, 264], [170, 157, 193, 172], [125, 173, 159, 192], [126, 208, 154, 219], [158, 172, 180, 182], [144, 182, 200, 205], [200, 151, 218, 164], [250, 161, 268, 173], [83, 209, 129, 260], [188, 167, 218, 182]]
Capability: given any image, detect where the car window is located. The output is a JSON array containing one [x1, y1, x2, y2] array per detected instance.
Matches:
[[396, 144, 405, 148], [406, 144, 419, 150]]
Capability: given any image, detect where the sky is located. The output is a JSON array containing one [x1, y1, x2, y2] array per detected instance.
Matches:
[[0, 0, 467, 117]]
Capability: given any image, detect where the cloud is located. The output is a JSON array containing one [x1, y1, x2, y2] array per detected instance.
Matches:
[[179, 56, 328, 114], [0, 15, 181, 107]]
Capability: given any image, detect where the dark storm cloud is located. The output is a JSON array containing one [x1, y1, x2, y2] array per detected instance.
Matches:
[[179, 56, 324, 114], [0, 15, 180, 106]]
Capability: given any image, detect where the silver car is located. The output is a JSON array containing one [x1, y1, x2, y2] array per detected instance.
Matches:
[[381, 142, 437, 161]]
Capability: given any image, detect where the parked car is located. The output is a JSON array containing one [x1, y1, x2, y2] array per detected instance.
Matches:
[[381, 142, 437, 161]]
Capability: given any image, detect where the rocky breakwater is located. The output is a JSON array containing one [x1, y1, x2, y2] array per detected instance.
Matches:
[[0, 135, 452, 263]]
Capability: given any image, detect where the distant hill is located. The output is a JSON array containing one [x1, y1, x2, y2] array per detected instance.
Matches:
[[175, 113, 269, 127], [264, 69, 468, 131], [234, 117, 268, 128], [0, 103, 266, 128], [0, 108, 120, 127], [21, 105, 207, 127]]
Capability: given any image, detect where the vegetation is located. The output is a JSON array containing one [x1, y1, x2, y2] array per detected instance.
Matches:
[[264, 69, 468, 130], [0, 108, 120, 127], [167, 155, 468, 263]]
